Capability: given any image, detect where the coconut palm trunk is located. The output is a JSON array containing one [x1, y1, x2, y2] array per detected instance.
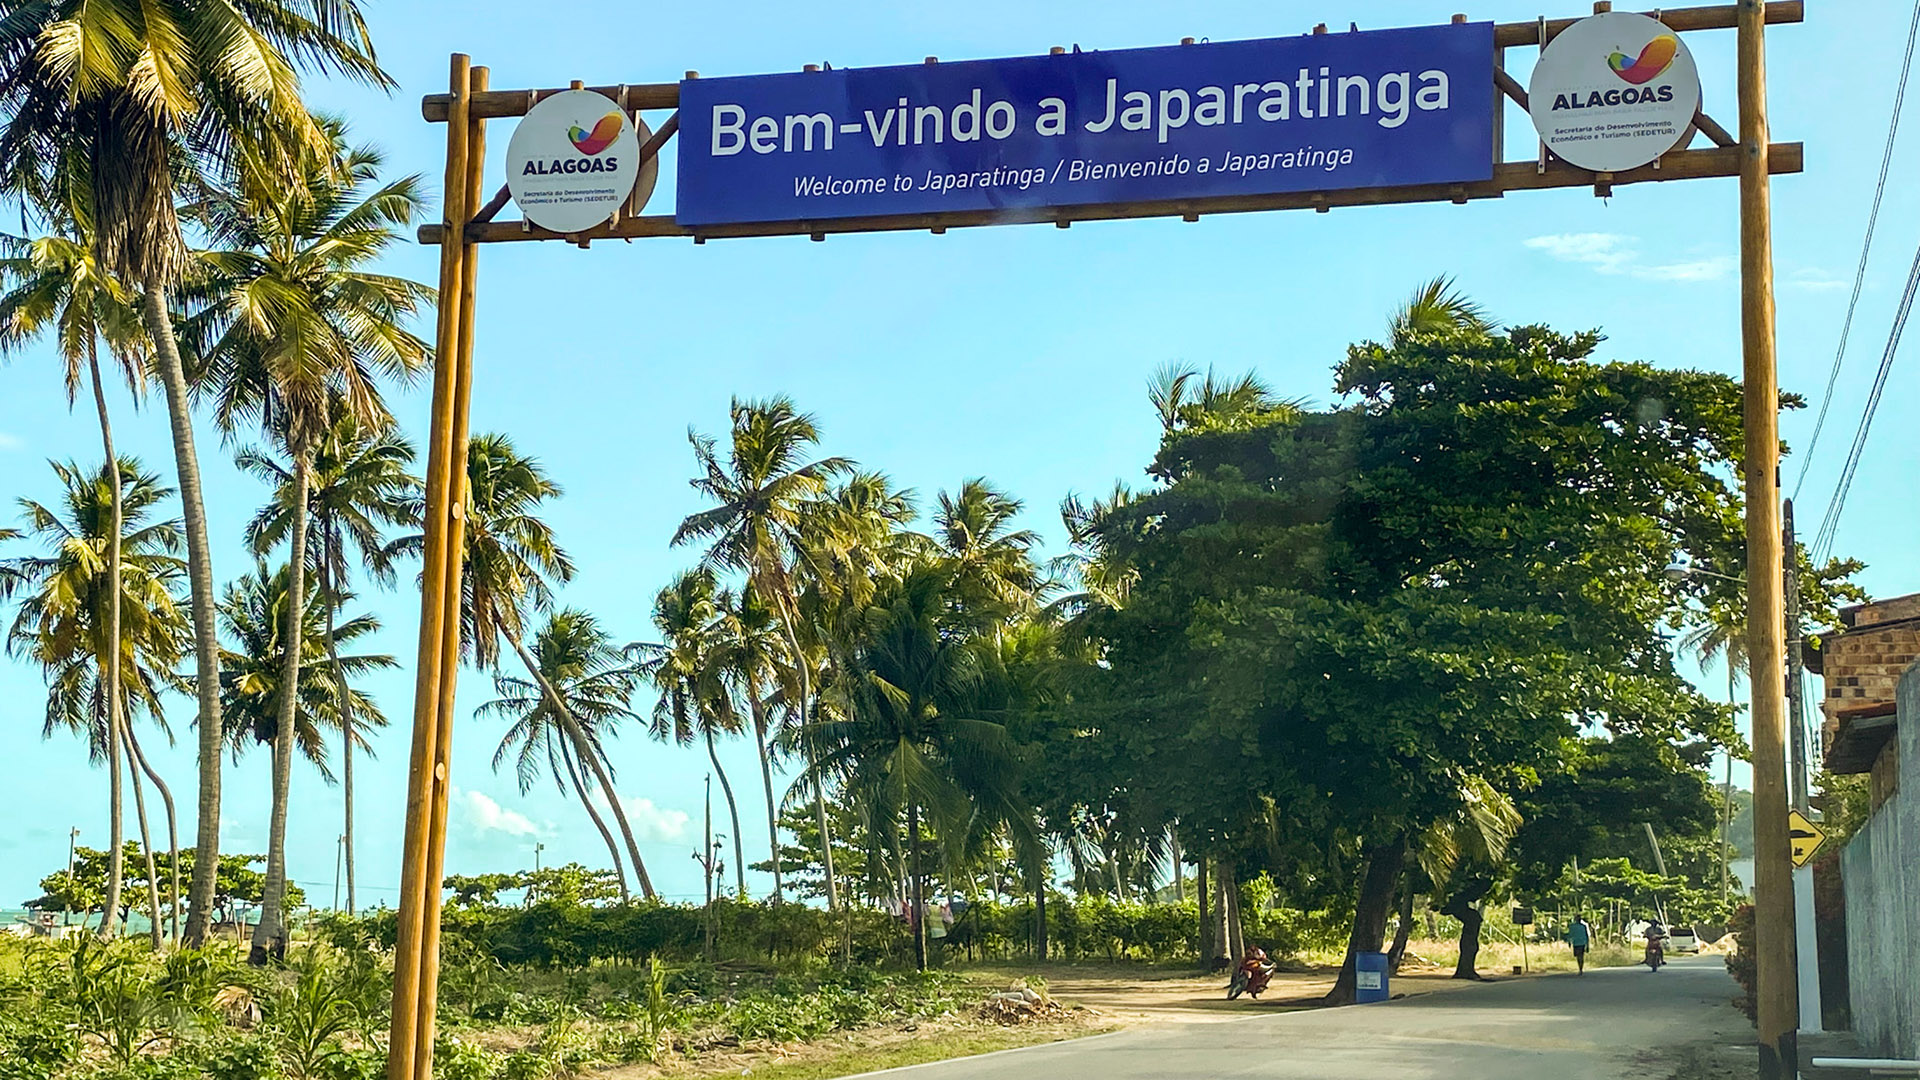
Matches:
[[769, 585, 838, 911], [100, 687, 124, 939], [143, 289, 224, 946], [321, 528, 358, 914], [82, 340, 128, 941], [705, 728, 748, 898], [559, 738, 629, 901], [908, 798, 927, 971], [123, 725, 180, 941], [250, 459, 310, 964], [122, 712, 164, 949], [747, 683, 784, 902], [505, 628, 655, 899]]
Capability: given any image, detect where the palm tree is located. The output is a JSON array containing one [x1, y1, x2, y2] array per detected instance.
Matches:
[[217, 562, 392, 946], [237, 416, 418, 914], [1389, 275, 1494, 344], [183, 126, 430, 961], [1684, 600, 1749, 904], [218, 562, 391, 771], [635, 569, 748, 899], [444, 434, 655, 898], [479, 609, 644, 900], [1146, 363, 1300, 437], [1045, 484, 1137, 625], [713, 584, 792, 902], [809, 563, 1024, 969], [2, 459, 187, 943], [675, 397, 853, 909], [0, 0, 393, 948], [934, 479, 1042, 621]]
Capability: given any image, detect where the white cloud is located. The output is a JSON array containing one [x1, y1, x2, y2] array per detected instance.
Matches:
[[1788, 267, 1849, 292], [457, 788, 544, 839], [1524, 233, 1732, 283], [613, 796, 691, 843]]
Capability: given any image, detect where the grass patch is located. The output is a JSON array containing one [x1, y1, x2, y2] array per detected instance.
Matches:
[[679, 1025, 1116, 1080]]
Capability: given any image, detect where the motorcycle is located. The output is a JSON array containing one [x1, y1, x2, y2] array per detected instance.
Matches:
[[1644, 933, 1666, 972], [1227, 947, 1276, 1000]]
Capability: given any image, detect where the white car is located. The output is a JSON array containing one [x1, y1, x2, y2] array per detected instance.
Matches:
[[1665, 925, 1702, 954]]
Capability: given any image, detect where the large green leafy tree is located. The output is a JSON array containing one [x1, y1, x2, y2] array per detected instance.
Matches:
[[478, 608, 645, 901], [0, 0, 392, 947], [2, 459, 187, 943], [238, 416, 418, 915], [1083, 321, 1752, 1001]]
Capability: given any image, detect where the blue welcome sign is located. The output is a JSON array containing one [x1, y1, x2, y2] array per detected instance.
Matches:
[[676, 23, 1495, 227]]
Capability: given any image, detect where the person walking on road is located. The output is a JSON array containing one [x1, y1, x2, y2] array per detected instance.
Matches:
[[1567, 915, 1592, 974]]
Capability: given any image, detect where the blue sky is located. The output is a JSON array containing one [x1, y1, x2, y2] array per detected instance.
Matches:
[[1, 0, 1914, 913]]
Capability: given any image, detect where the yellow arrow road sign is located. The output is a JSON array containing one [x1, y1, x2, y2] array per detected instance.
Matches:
[[1789, 810, 1828, 868]]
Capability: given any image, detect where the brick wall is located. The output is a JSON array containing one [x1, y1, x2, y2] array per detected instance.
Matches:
[[1821, 620, 1920, 745]]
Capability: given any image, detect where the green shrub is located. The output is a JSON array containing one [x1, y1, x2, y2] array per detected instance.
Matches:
[[199, 1033, 288, 1080], [0, 1010, 82, 1080], [432, 1035, 498, 1080]]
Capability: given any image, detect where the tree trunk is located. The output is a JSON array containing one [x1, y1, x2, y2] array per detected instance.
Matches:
[[1387, 880, 1416, 973], [1719, 668, 1737, 902], [705, 728, 748, 899], [748, 680, 785, 903], [560, 739, 629, 901], [101, 686, 124, 939], [87, 344, 128, 940], [322, 526, 358, 915], [251, 459, 310, 965], [771, 584, 837, 911], [1211, 864, 1233, 969], [1196, 856, 1211, 968], [1169, 825, 1184, 903], [123, 725, 180, 941], [1224, 862, 1244, 962], [1440, 876, 1495, 981], [908, 799, 927, 971], [1034, 873, 1048, 961], [143, 286, 222, 948], [505, 628, 656, 899], [123, 711, 163, 950], [1326, 832, 1408, 1004]]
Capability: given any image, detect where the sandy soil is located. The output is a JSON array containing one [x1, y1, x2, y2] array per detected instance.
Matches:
[[1023, 959, 1506, 1025]]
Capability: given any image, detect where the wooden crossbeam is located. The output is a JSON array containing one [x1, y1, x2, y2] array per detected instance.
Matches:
[[420, 142, 1802, 246]]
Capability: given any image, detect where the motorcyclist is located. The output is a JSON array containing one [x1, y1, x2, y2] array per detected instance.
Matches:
[[1644, 917, 1668, 970]]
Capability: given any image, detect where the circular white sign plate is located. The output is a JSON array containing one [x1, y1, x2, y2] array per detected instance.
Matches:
[[1528, 12, 1702, 173], [506, 90, 642, 233]]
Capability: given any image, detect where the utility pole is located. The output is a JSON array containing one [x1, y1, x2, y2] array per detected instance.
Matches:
[[65, 827, 79, 928], [1738, 3, 1796, 1075], [1784, 500, 1822, 1035], [534, 842, 543, 873]]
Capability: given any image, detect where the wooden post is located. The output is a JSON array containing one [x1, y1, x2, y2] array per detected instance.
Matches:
[[1737, 3, 1796, 1076], [387, 52, 471, 1080], [406, 62, 489, 1080]]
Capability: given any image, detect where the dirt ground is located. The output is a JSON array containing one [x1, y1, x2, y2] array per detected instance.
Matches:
[[1016, 958, 1507, 1025]]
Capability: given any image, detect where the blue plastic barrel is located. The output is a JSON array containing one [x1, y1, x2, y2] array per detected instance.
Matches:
[[1355, 952, 1390, 1004]]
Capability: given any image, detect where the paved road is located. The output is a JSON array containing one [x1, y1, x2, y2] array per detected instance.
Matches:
[[858, 958, 1753, 1079]]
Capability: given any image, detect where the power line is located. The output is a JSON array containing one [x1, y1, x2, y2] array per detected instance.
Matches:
[[1812, 240, 1920, 562], [1793, 0, 1920, 499]]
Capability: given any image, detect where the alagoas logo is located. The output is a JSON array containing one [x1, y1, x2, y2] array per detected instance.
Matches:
[[1548, 34, 1681, 111], [568, 112, 624, 155], [1608, 35, 1679, 85], [522, 109, 626, 176]]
